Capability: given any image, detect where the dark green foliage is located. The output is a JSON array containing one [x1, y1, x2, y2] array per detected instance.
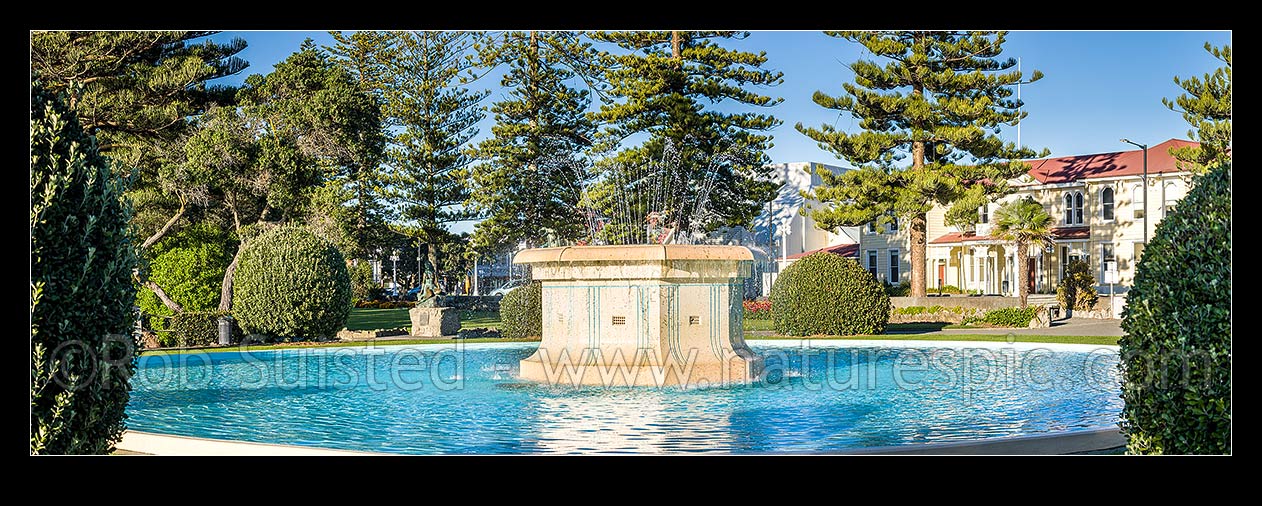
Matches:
[[770, 253, 890, 336], [233, 226, 353, 340], [350, 261, 376, 304], [980, 307, 1038, 327], [500, 281, 542, 339], [377, 32, 488, 280], [884, 280, 911, 297], [1163, 43, 1231, 172], [31, 82, 140, 454], [1120, 165, 1231, 455], [169, 311, 239, 347], [1057, 259, 1098, 311], [470, 31, 598, 251], [135, 227, 231, 330], [586, 31, 782, 241], [797, 31, 1047, 297]]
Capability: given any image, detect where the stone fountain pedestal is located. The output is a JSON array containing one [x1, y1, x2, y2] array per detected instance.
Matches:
[[513, 245, 762, 387]]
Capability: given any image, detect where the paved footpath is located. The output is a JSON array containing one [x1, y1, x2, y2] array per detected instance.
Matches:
[[890, 317, 1124, 337]]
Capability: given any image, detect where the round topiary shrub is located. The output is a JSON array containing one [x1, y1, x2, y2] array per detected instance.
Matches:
[[1119, 164, 1231, 455], [770, 252, 890, 336], [500, 281, 542, 339], [233, 225, 352, 340], [31, 81, 140, 454]]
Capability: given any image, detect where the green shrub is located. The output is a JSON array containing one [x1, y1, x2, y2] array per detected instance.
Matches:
[[884, 280, 911, 297], [1120, 164, 1231, 455], [500, 281, 542, 339], [1057, 259, 1098, 311], [31, 82, 140, 454], [136, 232, 230, 330], [980, 307, 1038, 327], [894, 306, 927, 316], [930, 284, 963, 294], [349, 261, 375, 304], [770, 252, 889, 336], [233, 225, 352, 340], [169, 311, 240, 347]]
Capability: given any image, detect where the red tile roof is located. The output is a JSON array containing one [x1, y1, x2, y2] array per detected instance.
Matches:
[[785, 243, 859, 260], [930, 226, 1090, 245], [1051, 226, 1090, 240], [1023, 139, 1198, 184], [929, 231, 996, 245]]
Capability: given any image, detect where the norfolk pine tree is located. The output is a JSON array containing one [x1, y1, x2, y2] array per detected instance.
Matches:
[[470, 31, 600, 252], [588, 31, 782, 241], [379, 31, 489, 284], [31, 31, 248, 312], [797, 31, 1047, 297], [1163, 43, 1231, 172]]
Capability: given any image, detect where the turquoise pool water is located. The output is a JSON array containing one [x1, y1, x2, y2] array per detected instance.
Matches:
[[126, 342, 1121, 454]]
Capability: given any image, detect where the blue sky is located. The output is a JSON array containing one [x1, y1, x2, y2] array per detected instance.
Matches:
[[209, 30, 1230, 165]]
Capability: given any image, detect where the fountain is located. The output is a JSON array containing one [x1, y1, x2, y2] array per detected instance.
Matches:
[[514, 139, 764, 387]]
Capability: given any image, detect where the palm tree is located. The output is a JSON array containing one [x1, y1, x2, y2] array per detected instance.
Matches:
[[992, 197, 1054, 307]]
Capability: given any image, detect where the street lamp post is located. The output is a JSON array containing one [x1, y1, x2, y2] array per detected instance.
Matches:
[[1120, 139, 1149, 244], [389, 251, 399, 296]]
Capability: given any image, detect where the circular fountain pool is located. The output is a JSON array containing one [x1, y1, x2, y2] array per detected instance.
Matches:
[[125, 341, 1121, 454]]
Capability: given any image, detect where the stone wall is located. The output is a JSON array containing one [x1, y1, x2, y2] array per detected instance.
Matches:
[[892, 295, 1024, 310]]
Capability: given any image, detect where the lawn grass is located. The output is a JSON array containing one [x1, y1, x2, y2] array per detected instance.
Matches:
[[743, 319, 774, 331]]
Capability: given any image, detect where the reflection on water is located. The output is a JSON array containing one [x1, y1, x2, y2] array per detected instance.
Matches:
[[126, 343, 1121, 454]]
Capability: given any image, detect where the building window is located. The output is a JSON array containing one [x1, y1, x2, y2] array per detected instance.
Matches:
[[867, 250, 878, 278], [1132, 185, 1145, 220], [1074, 192, 1084, 224], [867, 222, 875, 234], [1101, 187, 1114, 221], [1101, 243, 1115, 280], [1064, 191, 1084, 225], [889, 216, 898, 232], [889, 249, 900, 282], [1163, 182, 1182, 218], [979, 204, 989, 224]]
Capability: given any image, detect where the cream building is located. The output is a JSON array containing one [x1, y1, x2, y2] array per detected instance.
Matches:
[[859, 139, 1199, 296], [754, 162, 861, 294]]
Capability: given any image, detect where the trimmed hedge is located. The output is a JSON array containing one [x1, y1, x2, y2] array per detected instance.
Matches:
[[500, 281, 542, 339], [169, 311, 240, 347], [979, 307, 1038, 327], [233, 225, 352, 340], [770, 252, 889, 336], [31, 82, 139, 454], [1120, 164, 1231, 455]]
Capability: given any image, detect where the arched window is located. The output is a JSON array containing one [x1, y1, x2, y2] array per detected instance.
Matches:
[[1074, 192, 1084, 224], [1132, 185, 1145, 219], [1101, 187, 1115, 221], [1064, 193, 1074, 224], [1163, 182, 1183, 217]]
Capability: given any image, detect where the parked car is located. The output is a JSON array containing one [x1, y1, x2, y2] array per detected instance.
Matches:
[[489, 280, 526, 296]]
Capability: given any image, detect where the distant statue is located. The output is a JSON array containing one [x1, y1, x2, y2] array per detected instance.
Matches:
[[416, 262, 445, 307]]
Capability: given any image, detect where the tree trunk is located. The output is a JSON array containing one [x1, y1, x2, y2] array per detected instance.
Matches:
[[141, 201, 186, 250], [1016, 241, 1029, 308], [671, 31, 681, 60], [142, 280, 183, 313], [909, 213, 927, 297], [217, 247, 243, 312], [909, 132, 927, 297]]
